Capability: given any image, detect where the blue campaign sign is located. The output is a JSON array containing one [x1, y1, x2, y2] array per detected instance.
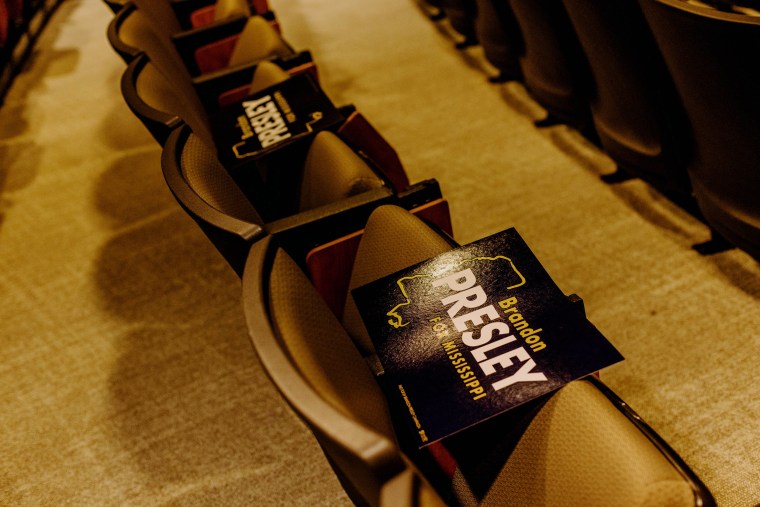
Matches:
[[210, 73, 344, 170], [352, 228, 623, 447]]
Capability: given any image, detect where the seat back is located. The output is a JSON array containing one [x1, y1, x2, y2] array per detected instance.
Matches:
[[225, 15, 293, 68], [561, 0, 691, 193], [639, 0, 760, 259], [242, 206, 457, 505], [298, 131, 386, 213], [473, 0, 522, 79], [162, 124, 391, 274], [507, 0, 592, 129]]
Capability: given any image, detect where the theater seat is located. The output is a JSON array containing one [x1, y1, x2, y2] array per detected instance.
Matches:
[[507, 0, 593, 132], [121, 53, 210, 145], [245, 236, 407, 506], [161, 125, 387, 274], [110, 1, 294, 79], [639, 0, 760, 259], [243, 205, 714, 506], [121, 52, 288, 145], [561, 0, 692, 193], [473, 0, 523, 82]]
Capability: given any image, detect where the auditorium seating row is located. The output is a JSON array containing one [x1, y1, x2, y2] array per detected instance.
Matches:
[[422, 0, 760, 261], [104, 1, 715, 505], [0, 0, 63, 103]]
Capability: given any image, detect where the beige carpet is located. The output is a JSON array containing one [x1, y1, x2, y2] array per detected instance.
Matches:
[[0, 0, 758, 505], [0, 1, 349, 504]]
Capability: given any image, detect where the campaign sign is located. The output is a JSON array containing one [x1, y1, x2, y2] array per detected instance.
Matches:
[[210, 73, 344, 170], [352, 228, 623, 447]]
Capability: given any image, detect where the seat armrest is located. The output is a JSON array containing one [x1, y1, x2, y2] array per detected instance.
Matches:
[[106, 2, 142, 63], [121, 54, 184, 145]]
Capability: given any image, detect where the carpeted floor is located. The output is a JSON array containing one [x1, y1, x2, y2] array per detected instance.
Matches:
[[0, 0, 758, 505]]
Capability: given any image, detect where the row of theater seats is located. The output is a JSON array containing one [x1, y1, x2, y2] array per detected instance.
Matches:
[[422, 0, 760, 261], [0, 0, 62, 103], [105, 1, 715, 505]]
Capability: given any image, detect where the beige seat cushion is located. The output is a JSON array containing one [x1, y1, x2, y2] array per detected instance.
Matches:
[[180, 133, 261, 222], [268, 249, 395, 439], [451, 380, 696, 507], [228, 16, 292, 67], [298, 131, 385, 212], [342, 205, 453, 356], [214, 0, 251, 21], [248, 60, 290, 95]]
